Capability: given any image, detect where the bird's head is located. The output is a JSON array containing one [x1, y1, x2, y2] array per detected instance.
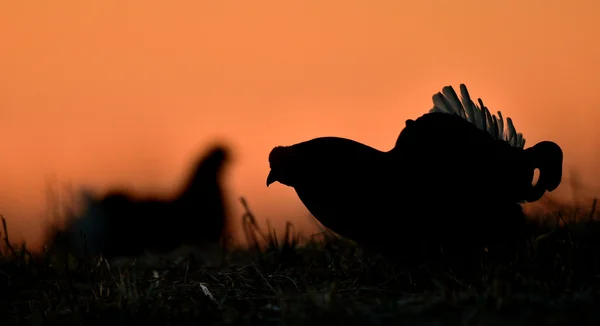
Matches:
[[267, 137, 382, 188], [191, 145, 231, 176], [267, 145, 303, 187]]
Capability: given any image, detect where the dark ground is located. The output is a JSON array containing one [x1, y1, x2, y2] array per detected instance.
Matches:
[[2, 198, 600, 326]]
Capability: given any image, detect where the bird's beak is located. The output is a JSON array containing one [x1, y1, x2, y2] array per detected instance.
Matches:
[[266, 170, 278, 187]]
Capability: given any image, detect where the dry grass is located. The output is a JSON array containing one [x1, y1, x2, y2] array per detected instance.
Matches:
[[2, 198, 600, 325]]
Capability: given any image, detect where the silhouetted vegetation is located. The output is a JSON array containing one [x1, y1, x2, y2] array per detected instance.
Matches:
[[2, 198, 600, 326]]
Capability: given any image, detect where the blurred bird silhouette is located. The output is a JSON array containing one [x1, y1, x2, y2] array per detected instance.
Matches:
[[51, 145, 231, 259], [267, 84, 563, 266]]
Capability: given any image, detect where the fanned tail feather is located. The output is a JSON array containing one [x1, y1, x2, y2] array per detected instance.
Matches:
[[497, 111, 505, 141], [430, 84, 525, 149], [443, 86, 466, 118], [482, 101, 494, 138], [460, 86, 477, 124]]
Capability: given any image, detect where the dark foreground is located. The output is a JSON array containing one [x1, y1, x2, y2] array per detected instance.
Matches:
[[2, 202, 600, 326]]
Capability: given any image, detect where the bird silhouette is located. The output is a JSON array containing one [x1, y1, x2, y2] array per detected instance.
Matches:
[[50, 145, 231, 259], [397, 85, 563, 263], [267, 84, 563, 266]]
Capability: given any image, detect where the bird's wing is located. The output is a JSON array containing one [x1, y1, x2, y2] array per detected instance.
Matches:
[[430, 84, 526, 149]]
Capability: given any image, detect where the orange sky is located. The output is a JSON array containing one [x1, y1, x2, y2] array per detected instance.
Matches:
[[1, 0, 599, 250]]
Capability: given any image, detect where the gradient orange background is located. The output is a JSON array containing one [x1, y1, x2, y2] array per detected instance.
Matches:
[[1, 0, 599, 251]]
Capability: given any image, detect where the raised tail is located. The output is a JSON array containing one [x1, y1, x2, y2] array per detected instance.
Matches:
[[430, 84, 526, 149], [175, 145, 230, 202], [172, 144, 231, 243]]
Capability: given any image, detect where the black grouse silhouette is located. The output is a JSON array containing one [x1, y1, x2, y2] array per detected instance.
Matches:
[[267, 84, 563, 265], [51, 145, 231, 259]]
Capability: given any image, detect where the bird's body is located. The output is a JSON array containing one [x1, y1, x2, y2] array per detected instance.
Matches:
[[395, 112, 520, 205], [267, 84, 563, 266], [49, 145, 231, 259], [272, 137, 406, 246]]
